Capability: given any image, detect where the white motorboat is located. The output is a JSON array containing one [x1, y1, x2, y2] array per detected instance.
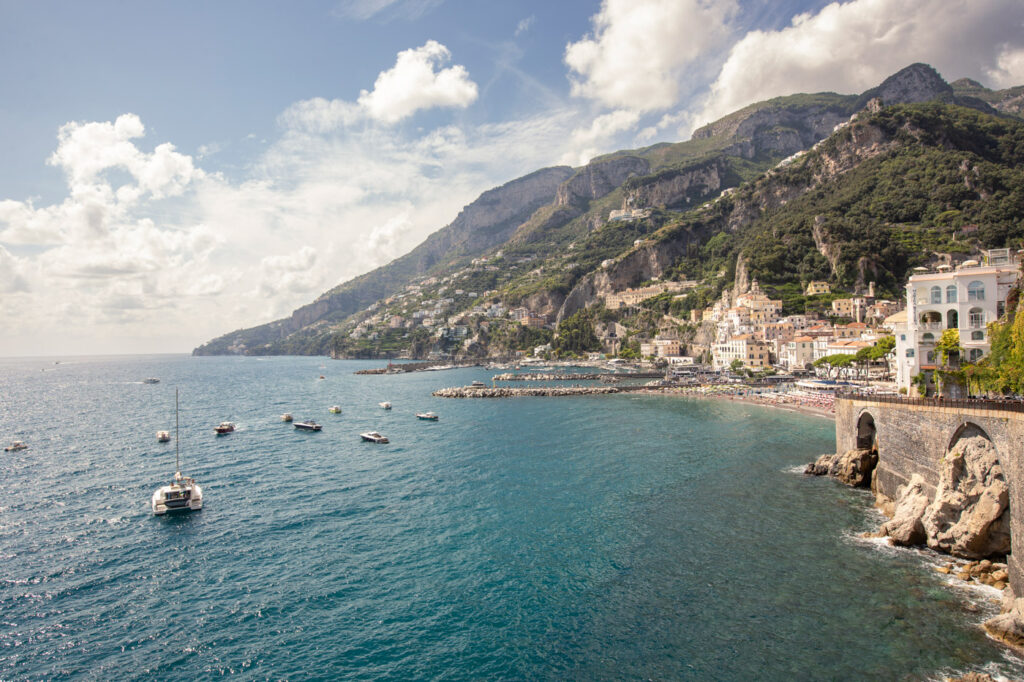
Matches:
[[156, 430, 171, 442], [281, 413, 293, 422], [143, 377, 160, 384], [4, 441, 28, 452], [415, 412, 439, 421], [379, 401, 392, 410], [294, 420, 322, 431], [329, 405, 342, 414], [152, 389, 203, 515], [360, 431, 389, 444]]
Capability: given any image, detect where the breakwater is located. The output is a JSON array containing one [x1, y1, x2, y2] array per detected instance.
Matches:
[[492, 372, 603, 381], [433, 385, 628, 398], [355, 362, 473, 375]]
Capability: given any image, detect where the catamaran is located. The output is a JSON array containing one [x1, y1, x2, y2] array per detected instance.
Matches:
[[152, 389, 203, 515]]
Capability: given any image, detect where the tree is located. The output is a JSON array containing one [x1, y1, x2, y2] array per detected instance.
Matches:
[[935, 329, 963, 366], [814, 353, 854, 379], [729, 358, 744, 373]]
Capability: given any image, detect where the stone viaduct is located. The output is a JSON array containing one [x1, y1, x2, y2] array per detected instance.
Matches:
[[835, 395, 1024, 592]]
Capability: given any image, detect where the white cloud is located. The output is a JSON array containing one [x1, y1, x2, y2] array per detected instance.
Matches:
[[515, 16, 535, 37], [357, 41, 478, 123], [563, 109, 642, 165], [691, 0, 1024, 130], [565, 0, 736, 112], [987, 45, 1024, 88], [280, 41, 478, 131]]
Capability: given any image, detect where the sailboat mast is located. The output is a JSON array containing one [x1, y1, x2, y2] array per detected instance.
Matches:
[[175, 388, 180, 474]]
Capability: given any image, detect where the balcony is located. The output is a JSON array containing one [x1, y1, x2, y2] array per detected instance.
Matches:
[[917, 322, 945, 331]]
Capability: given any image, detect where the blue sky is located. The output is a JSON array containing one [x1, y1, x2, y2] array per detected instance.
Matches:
[[1, 0, 1023, 355]]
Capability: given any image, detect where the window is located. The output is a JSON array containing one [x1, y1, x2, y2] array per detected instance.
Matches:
[[968, 281, 985, 301], [946, 285, 957, 303], [906, 349, 915, 358], [969, 307, 984, 328], [947, 309, 958, 329], [927, 351, 936, 363], [930, 286, 942, 304], [971, 330, 984, 341], [969, 348, 984, 362], [922, 333, 934, 342], [998, 301, 1006, 318], [900, 334, 906, 341]]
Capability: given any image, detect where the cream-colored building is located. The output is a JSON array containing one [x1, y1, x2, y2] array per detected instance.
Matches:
[[805, 281, 831, 295], [713, 334, 772, 370]]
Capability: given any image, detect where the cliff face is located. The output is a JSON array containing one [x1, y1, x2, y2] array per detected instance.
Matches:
[[193, 165, 572, 355], [555, 156, 650, 207], [623, 158, 727, 210]]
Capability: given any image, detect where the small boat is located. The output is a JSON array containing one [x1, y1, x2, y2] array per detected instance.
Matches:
[[294, 420, 322, 431], [152, 389, 203, 515], [214, 422, 235, 435], [143, 377, 160, 384], [156, 430, 171, 442], [360, 431, 389, 444], [416, 412, 439, 421], [329, 405, 342, 414], [379, 401, 392, 410], [470, 381, 487, 388], [4, 441, 28, 452], [281, 413, 293, 422], [318, 375, 325, 380]]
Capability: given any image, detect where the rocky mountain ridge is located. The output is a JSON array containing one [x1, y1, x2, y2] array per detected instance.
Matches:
[[195, 63, 1024, 357]]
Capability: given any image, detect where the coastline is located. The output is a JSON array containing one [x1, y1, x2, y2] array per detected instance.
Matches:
[[640, 387, 837, 420]]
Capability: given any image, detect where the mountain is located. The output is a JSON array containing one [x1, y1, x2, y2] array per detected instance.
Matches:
[[195, 63, 1024, 358]]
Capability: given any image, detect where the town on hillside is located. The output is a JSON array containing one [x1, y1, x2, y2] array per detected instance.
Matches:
[[333, 245, 1024, 404]]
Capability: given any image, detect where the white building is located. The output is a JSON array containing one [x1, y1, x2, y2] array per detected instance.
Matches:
[[895, 249, 1020, 390]]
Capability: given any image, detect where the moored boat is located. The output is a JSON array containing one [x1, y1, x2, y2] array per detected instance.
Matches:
[[281, 413, 293, 422], [470, 381, 487, 388], [360, 431, 389, 444], [294, 420, 322, 431], [151, 389, 203, 515], [329, 405, 342, 414], [416, 412, 439, 421], [214, 422, 235, 435], [379, 401, 392, 410], [156, 430, 171, 442], [4, 441, 28, 452]]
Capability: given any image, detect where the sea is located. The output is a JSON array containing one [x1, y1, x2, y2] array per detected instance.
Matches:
[[1, 354, 1021, 680]]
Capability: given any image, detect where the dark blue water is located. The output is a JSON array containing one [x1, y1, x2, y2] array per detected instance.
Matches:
[[0, 355, 1019, 680]]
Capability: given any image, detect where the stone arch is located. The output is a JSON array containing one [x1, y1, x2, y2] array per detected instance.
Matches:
[[856, 411, 878, 451], [947, 421, 992, 452]]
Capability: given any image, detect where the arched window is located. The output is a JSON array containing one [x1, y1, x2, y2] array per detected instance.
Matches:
[[971, 330, 984, 341], [969, 307, 985, 328], [946, 285, 958, 303], [968, 281, 985, 301], [930, 286, 942, 304], [922, 332, 934, 342], [969, 348, 984, 362], [946, 309, 958, 329]]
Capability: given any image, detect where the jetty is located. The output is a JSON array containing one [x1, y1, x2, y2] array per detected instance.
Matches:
[[492, 372, 604, 382]]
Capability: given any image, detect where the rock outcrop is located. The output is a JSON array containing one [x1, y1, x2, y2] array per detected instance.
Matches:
[[804, 448, 878, 487], [921, 435, 1010, 559], [872, 435, 1010, 559], [985, 586, 1024, 650], [879, 474, 931, 546]]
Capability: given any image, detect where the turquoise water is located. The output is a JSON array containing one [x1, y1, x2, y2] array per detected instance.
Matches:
[[0, 355, 1019, 680]]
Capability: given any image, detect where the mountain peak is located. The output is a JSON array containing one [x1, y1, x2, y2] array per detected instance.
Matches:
[[859, 63, 952, 107]]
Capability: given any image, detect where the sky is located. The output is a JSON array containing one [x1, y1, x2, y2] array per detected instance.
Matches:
[[2, 0, 1023, 356]]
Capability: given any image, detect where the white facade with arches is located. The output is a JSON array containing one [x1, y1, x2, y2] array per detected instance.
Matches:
[[895, 249, 1020, 390]]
